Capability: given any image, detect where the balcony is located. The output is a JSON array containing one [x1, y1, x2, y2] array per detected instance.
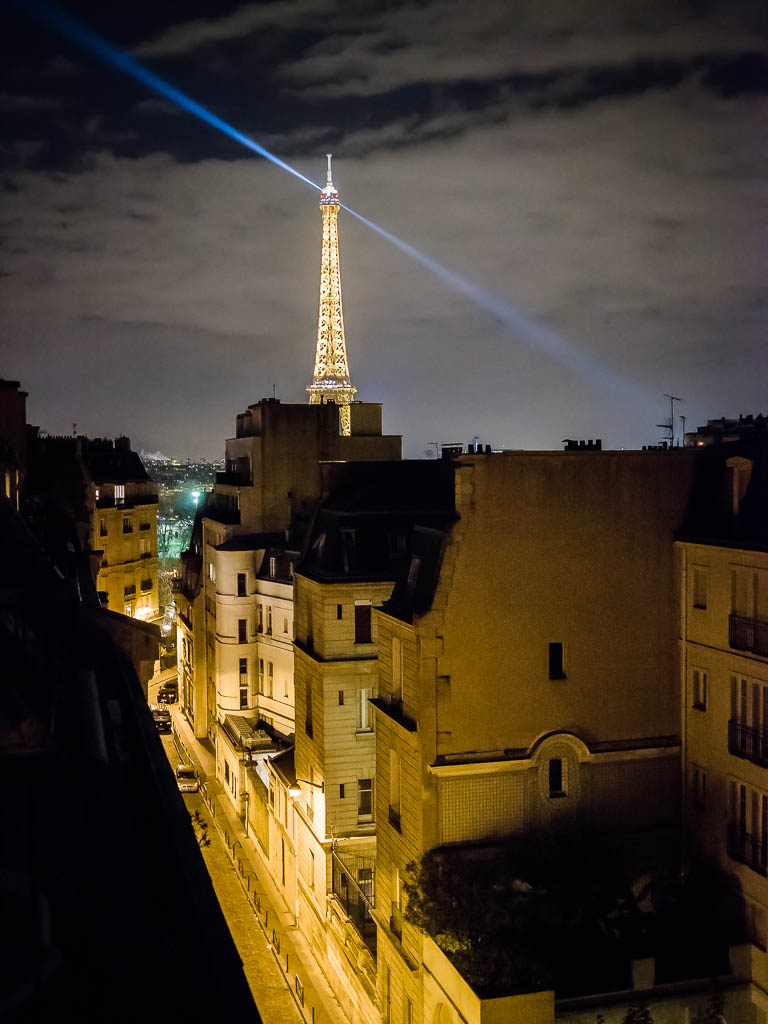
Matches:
[[728, 719, 768, 767], [216, 471, 251, 486], [727, 824, 768, 876], [729, 614, 768, 657], [96, 493, 159, 510], [331, 850, 376, 957]]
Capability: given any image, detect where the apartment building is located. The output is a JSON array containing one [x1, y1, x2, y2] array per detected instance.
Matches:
[[288, 461, 455, 1024], [371, 449, 717, 1023], [678, 443, 768, 999], [177, 399, 401, 795]]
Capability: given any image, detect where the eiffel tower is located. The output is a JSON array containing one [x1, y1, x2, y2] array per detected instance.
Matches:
[[306, 154, 357, 436]]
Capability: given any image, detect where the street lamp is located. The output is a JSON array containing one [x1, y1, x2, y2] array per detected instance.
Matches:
[[287, 778, 324, 798]]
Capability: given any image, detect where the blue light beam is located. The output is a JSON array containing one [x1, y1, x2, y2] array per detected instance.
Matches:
[[20, 0, 643, 402], [18, 0, 321, 192]]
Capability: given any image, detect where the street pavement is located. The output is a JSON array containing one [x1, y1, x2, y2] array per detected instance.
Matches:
[[156, 715, 350, 1024]]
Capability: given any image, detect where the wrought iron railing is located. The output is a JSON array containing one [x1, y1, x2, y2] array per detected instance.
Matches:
[[729, 614, 768, 656], [727, 824, 768, 877], [331, 849, 376, 955], [728, 719, 768, 767]]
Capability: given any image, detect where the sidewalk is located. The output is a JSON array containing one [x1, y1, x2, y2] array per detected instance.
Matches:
[[170, 706, 350, 1024]]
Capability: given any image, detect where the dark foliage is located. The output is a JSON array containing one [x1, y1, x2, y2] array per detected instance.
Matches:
[[403, 824, 743, 999]]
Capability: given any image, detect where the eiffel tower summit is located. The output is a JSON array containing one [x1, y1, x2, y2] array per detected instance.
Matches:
[[306, 154, 357, 436]]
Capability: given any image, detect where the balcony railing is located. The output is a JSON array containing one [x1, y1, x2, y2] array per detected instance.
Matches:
[[727, 824, 768, 876], [96, 493, 159, 510], [331, 849, 376, 955], [216, 471, 251, 486], [729, 614, 768, 657], [728, 719, 768, 767]]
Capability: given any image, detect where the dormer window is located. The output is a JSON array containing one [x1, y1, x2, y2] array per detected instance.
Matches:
[[727, 456, 753, 517], [114, 484, 125, 506]]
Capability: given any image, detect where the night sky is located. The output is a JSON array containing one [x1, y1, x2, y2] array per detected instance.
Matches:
[[1, 0, 766, 459]]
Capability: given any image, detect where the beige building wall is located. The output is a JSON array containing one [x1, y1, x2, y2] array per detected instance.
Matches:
[[372, 450, 701, 1024], [94, 483, 159, 621], [680, 540, 768, 964]]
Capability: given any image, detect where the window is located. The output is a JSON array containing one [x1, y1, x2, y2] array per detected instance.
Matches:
[[94, 486, 100, 501], [139, 537, 150, 557], [336, 603, 343, 620], [405, 998, 413, 1024], [141, 578, 152, 592], [338, 690, 344, 705], [548, 758, 566, 798], [391, 865, 403, 938], [258, 658, 265, 694], [358, 688, 372, 731], [549, 642, 566, 679], [692, 668, 708, 710], [124, 604, 133, 617], [283, 617, 288, 634], [339, 783, 345, 799], [389, 750, 401, 830], [139, 521, 151, 531], [114, 484, 125, 505], [269, 556, 277, 578], [407, 556, 421, 587], [257, 605, 263, 632], [690, 765, 707, 809], [208, 561, 215, 582], [239, 658, 248, 708], [341, 529, 357, 574], [267, 606, 273, 635], [727, 456, 753, 517], [358, 778, 373, 822], [238, 618, 247, 643], [99, 517, 107, 537], [124, 584, 136, 597], [122, 515, 133, 534], [392, 636, 404, 701], [354, 603, 372, 644], [224, 761, 230, 784], [305, 679, 313, 738], [237, 572, 246, 596], [693, 568, 708, 610], [267, 661, 273, 698]]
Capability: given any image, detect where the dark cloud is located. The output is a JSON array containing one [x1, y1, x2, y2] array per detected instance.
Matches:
[[0, 0, 764, 457]]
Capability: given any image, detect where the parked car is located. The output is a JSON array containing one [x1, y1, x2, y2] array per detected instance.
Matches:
[[157, 683, 177, 704], [175, 764, 199, 793], [150, 704, 171, 733]]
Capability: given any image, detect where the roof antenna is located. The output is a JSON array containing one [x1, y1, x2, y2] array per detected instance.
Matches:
[[272, 383, 276, 400]]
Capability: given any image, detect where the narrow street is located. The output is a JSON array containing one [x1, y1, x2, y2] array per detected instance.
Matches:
[[159, 731, 302, 1024]]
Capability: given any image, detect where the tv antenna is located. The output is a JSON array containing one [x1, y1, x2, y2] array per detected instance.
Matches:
[[657, 394, 682, 444]]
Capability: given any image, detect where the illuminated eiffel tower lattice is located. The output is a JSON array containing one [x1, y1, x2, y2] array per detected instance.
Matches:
[[306, 154, 357, 436]]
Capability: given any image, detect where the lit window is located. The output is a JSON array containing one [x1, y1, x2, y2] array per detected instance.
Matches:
[[358, 688, 371, 731], [269, 556, 277, 578], [407, 556, 421, 587], [115, 484, 125, 505]]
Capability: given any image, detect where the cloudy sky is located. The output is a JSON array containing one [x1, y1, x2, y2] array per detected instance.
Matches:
[[1, 0, 766, 459]]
